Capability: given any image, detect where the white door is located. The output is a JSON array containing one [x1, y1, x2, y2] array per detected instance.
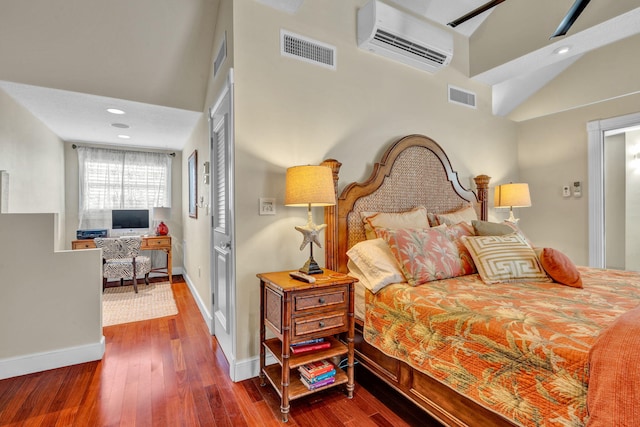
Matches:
[[210, 69, 236, 377]]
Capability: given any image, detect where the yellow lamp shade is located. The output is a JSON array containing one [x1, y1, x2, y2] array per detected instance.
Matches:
[[494, 183, 531, 208], [285, 165, 336, 207]]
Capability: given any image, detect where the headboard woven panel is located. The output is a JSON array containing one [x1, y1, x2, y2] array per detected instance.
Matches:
[[345, 146, 474, 250], [323, 134, 488, 273]]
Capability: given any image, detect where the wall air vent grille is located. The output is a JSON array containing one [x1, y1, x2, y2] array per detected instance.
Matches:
[[214, 32, 227, 77], [448, 85, 477, 109], [280, 30, 336, 70], [373, 29, 447, 65]]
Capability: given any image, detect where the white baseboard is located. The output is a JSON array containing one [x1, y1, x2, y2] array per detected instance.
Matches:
[[233, 353, 276, 382], [183, 272, 213, 335], [0, 336, 105, 380]]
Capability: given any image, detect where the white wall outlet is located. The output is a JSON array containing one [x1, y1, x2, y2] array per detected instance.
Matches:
[[259, 198, 276, 215], [562, 186, 571, 197], [573, 181, 582, 197]]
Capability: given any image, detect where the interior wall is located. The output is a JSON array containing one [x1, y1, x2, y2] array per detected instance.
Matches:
[[518, 92, 640, 265], [230, 0, 518, 370], [0, 89, 65, 216], [0, 213, 103, 380], [62, 142, 184, 273]]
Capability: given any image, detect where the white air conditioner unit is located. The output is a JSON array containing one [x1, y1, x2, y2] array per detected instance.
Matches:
[[357, 0, 453, 73]]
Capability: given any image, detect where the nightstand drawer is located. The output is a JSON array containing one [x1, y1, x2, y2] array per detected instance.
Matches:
[[293, 311, 346, 337], [293, 286, 348, 314]]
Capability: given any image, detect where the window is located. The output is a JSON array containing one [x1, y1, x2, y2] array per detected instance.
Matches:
[[77, 147, 172, 230]]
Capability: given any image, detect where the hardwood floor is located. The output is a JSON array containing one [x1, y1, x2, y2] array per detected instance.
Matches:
[[0, 277, 439, 426]]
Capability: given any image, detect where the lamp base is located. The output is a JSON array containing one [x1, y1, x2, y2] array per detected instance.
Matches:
[[299, 257, 323, 275]]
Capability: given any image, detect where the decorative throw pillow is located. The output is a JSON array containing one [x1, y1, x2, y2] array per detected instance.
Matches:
[[435, 205, 478, 226], [472, 220, 534, 247], [346, 238, 405, 293], [443, 222, 477, 275], [472, 220, 514, 236], [536, 247, 583, 288], [375, 227, 464, 286], [461, 233, 551, 284], [361, 207, 430, 240]]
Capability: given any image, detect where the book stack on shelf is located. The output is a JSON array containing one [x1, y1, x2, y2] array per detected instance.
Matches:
[[298, 359, 336, 390], [290, 338, 330, 355]]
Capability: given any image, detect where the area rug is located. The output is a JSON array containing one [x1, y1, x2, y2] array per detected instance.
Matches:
[[103, 282, 178, 327]]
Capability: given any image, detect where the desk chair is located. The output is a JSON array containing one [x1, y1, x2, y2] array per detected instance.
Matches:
[[95, 236, 151, 293]]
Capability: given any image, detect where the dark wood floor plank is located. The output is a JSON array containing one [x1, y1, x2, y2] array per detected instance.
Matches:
[[0, 276, 436, 426]]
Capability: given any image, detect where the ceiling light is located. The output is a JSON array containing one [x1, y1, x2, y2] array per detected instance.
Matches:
[[111, 123, 130, 129], [117, 134, 131, 139], [107, 108, 125, 115], [553, 46, 571, 55]]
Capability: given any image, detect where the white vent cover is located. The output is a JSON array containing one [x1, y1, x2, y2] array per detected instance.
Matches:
[[448, 85, 477, 109], [280, 30, 336, 70], [213, 32, 227, 77]]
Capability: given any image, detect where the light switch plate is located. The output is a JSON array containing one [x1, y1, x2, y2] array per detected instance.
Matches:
[[563, 186, 571, 197], [259, 198, 276, 215]]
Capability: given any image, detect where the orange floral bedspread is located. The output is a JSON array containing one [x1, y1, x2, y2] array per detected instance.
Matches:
[[363, 267, 640, 426]]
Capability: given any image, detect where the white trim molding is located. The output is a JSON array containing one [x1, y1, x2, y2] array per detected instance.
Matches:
[[0, 337, 105, 381], [587, 111, 640, 267]]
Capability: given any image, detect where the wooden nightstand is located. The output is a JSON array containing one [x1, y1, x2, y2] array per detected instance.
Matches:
[[257, 270, 356, 422]]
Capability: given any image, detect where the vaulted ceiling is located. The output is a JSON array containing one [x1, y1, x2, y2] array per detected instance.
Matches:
[[0, 0, 638, 150]]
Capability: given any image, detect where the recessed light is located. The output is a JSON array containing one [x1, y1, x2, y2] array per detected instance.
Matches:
[[107, 108, 125, 115], [553, 46, 571, 55], [111, 123, 130, 129], [117, 134, 131, 139]]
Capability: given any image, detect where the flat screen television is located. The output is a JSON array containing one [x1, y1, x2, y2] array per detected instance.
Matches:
[[111, 209, 150, 230]]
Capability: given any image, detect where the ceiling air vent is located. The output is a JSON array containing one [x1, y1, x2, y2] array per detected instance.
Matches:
[[280, 30, 336, 70], [448, 85, 477, 109]]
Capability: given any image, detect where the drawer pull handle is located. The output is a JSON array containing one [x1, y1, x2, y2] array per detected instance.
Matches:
[[319, 321, 325, 328], [318, 297, 325, 304]]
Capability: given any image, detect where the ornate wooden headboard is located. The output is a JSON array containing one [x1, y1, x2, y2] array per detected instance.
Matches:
[[322, 134, 490, 273]]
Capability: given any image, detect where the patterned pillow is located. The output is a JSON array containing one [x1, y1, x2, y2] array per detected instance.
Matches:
[[444, 222, 477, 275], [361, 207, 430, 240], [375, 227, 464, 286], [461, 233, 551, 284]]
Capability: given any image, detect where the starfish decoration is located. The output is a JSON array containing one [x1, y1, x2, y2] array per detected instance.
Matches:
[[295, 222, 326, 251]]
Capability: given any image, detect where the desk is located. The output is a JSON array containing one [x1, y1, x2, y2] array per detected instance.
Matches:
[[72, 235, 172, 284]]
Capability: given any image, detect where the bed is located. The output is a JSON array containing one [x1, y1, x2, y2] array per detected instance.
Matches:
[[320, 134, 640, 427]]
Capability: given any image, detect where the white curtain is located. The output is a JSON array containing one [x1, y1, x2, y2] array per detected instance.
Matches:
[[77, 147, 172, 230]]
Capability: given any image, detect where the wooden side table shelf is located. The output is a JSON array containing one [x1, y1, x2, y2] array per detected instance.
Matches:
[[257, 270, 356, 422]]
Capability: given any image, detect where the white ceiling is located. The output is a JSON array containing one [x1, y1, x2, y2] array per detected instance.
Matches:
[[1, 0, 638, 151]]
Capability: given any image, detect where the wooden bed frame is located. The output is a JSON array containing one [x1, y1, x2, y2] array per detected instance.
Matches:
[[322, 135, 515, 427]]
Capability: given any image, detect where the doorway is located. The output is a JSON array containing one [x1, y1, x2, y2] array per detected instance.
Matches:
[[209, 69, 236, 378], [588, 111, 640, 269]]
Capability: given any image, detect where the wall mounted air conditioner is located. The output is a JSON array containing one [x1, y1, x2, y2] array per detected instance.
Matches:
[[357, 0, 453, 73]]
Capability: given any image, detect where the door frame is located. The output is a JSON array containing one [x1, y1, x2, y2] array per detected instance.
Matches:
[[208, 68, 236, 378], [587, 111, 640, 267]]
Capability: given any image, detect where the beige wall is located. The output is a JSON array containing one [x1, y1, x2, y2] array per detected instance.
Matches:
[[0, 89, 65, 217], [228, 0, 518, 369], [518, 92, 640, 265], [0, 213, 103, 379]]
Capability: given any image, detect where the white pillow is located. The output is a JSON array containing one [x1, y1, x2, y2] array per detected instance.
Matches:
[[361, 206, 430, 240], [435, 205, 478, 226], [346, 238, 405, 293]]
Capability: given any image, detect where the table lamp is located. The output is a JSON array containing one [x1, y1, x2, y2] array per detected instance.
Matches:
[[285, 165, 336, 274], [494, 183, 531, 223], [153, 207, 171, 235]]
